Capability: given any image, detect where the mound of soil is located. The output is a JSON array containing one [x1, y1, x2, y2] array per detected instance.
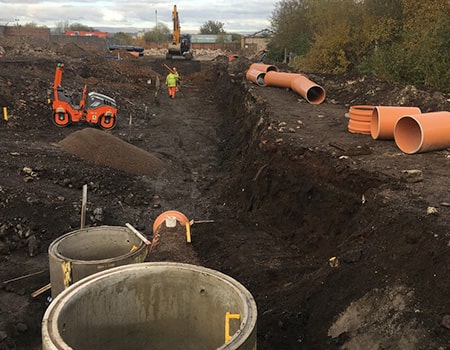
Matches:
[[58, 128, 165, 176]]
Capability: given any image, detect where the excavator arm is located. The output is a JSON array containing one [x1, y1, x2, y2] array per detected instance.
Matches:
[[172, 5, 180, 44]]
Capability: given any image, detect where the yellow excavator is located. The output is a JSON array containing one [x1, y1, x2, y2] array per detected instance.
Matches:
[[167, 5, 193, 60]]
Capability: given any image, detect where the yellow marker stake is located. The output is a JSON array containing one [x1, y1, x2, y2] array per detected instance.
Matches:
[[185, 222, 191, 243], [3, 107, 8, 121], [225, 312, 241, 343]]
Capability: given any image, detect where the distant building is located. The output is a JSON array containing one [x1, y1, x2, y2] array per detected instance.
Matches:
[[243, 29, 273, 52], [65, 31, 109, 38], [190, 34, 232, 43]]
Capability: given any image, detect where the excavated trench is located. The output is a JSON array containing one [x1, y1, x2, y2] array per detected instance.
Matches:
[[1, 55, 448, 349], [194, 64, 448, 349], [211, 69, 383, 250]]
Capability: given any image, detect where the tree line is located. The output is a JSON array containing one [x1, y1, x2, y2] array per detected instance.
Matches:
[[54, 20, 236, 45], [268, 0, 449, 92], [23, 1, 449, 92]]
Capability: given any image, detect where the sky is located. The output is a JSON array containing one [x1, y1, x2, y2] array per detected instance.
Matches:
[[0, 0, 279, 34]]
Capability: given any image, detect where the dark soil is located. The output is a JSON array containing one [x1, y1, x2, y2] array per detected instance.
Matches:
[[0, 40, 449, 350]]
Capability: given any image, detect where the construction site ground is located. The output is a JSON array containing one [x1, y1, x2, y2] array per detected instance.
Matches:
[[0, 39, 449, 349]]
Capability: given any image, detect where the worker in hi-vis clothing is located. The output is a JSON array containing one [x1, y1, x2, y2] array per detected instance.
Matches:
[[165, 67, 180, 99]]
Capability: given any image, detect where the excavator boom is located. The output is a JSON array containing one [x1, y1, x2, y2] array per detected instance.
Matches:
[[172, 5, 180, 44]]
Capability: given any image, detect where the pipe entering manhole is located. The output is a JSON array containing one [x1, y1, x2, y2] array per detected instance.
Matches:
[[48, 225, 148, 298], [42, 262, 257, 350]]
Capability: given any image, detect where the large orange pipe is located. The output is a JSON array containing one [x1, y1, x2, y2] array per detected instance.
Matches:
[[291, 75, 326, 104], [264, 71, 298, 88], [245, 68, 266, 86], [347, 105, 374, 134], [246, 63, 279, 86], [152, 210, 190, 234], [264, 71, 326, 104], [371, 106, 421, 140], [248, 63, 278, 73], [394, 111, 450, 154]]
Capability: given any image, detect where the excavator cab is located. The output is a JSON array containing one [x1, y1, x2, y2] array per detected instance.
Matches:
[[167, 35, 192, 60]]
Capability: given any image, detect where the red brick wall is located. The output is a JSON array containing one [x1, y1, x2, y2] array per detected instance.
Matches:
[[2, 26, 51, 40]]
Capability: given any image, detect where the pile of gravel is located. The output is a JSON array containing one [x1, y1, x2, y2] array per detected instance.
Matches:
[[59, 128, 164, 176]]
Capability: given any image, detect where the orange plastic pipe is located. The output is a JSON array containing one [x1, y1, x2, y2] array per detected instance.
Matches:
[[246, 63, 279, 86], [128, 51, 140, 58], [248, 63, 279, 73], [349, 105, 375, 121], [290, 75, 326, 105], [348, 105, 374, 134], [394, 111, 450, 154], [348, 119, 371, 135], [264, 71, 326, 104], [152, 210, 190, 234], [264, 71, 298, 88], [371, 106, 421, 140], [245, 68, 266, 86]]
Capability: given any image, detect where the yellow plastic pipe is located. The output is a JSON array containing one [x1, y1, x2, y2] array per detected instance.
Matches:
[[394, 111, 450, 154]]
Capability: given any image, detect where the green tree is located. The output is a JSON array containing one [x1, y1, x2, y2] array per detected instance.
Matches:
[[355, 0, 403, 75], [111, 32, 133, 45], [294, 0, 361, 73], [200, 20, 225, 34], [269, 0, 313, 60], [69, 23, 94, 31], [395, 0, 449, 90], [360, 0, 449, 91], [268, 0, 449, 91], [144, 23, 171, 43]]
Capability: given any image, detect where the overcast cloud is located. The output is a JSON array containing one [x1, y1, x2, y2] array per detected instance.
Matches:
[[0, 0, 278, 34]]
